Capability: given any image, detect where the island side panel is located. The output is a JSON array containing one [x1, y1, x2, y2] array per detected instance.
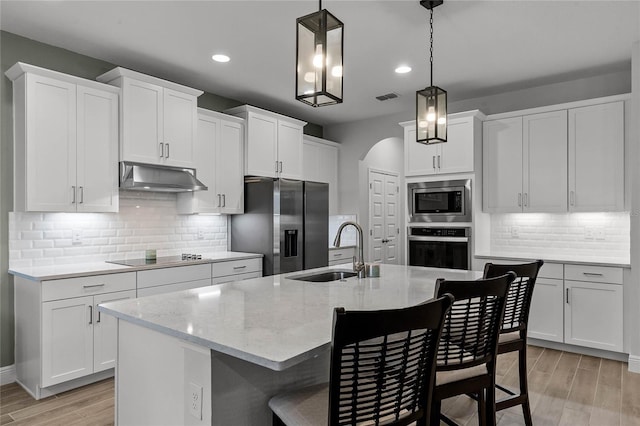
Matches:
[[116, 320, 212, 426], [210, 349, 330, 426]]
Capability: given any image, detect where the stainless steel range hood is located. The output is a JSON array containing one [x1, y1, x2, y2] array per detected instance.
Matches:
[[119, 161, 208, 192]]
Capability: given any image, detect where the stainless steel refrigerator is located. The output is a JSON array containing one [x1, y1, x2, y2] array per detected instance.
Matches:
[[230, 177, 329, 276]]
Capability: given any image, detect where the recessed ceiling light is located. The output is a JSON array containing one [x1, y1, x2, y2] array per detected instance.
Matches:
[[212, 54, 230, 63], [395, 65, 412, 74]]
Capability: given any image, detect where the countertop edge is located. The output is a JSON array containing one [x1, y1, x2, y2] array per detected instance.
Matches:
[[97, 304, 330, 371], [9, 252, 264, 281], [475, 254, 630, 268]]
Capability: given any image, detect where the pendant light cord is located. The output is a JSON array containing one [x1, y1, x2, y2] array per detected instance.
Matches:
[[430, 8, 434, 87], [319, 0, 322, 11]]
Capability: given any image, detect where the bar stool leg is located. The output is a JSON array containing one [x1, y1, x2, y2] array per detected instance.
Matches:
[[519, 347, 533, 426]]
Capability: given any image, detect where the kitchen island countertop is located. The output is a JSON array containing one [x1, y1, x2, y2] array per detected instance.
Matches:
[[100, 263, 482, 371]]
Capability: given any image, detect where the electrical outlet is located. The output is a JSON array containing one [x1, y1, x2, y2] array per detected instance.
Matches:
[[584, 227, 594, 240], [594, 227, 606, 241], [72, 229, 82, 244], [510, 226, 519, 238], [197, 228, 204, 240], [188, 382, 203, 420]]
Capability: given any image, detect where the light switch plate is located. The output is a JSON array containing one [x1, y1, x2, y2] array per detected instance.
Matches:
[[511, 226, 519, 238], [72, 229, 82, 244]]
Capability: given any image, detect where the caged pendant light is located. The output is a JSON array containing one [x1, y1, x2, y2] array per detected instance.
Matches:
[[296, 0, 344, 107], [416, 0, 447, 144]]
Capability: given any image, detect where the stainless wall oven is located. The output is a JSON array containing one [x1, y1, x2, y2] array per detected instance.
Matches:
[[408, 227, 471, 270], [408, 179, 471, 223]]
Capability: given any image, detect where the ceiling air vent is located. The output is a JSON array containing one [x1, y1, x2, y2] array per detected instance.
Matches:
[[375, 93, 399, 101]]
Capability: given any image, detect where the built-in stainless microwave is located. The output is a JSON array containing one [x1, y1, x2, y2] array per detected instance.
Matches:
[[408, 179, 471, 223]]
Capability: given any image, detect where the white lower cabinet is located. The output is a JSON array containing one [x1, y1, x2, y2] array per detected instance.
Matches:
[[477, 258, 624, 353], [528, 277, 564, 342], [93, 290, 137, 372], [212, 258, 262, 284], [137, 263, 211, 297], [329, 247, 356, 266]]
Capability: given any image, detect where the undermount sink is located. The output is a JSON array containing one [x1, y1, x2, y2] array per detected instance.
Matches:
[[289, 270, 358, 282]]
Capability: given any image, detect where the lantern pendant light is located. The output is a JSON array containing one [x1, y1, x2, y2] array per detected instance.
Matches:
[[296, 0, 344, 107], [416, 0, 447, 144]]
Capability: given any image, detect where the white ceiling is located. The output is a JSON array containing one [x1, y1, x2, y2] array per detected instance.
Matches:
[[1, 1, 638, 127]]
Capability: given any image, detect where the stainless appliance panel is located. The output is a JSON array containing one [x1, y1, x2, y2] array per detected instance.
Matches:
[[408, 227, 471, 270], [277, 179, 304, 274], [303, 181, 329, 270], [408, 179, 471, 223]]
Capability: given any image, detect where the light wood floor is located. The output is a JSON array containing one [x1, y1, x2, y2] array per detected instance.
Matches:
[[1, 346, 640, 425]]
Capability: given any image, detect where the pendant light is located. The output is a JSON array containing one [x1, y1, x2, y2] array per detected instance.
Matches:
[[416, 0, 447, 144], [296, 0, 344, 107]]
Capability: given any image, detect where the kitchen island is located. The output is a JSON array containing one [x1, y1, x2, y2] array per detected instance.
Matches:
[[99, 264, 481, 425]]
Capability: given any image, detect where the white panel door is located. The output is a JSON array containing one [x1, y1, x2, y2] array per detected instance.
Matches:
[[564, 280, 623, 352], [163, 87, 197, 168], [218, 120, 244, 214], [194, 113, 219, 213], [277, 120, 303, 179], [25, 74, 77, 212], [527, 278, 564, 342], [246, 112, 277, 177], [368, 170, 399, 265], [121, 78, 163, 164], [523, 110, 568, 212], [568, 102, 624, 212], [483, 117, 523, 212], [439, 117, 474, 174], [42, 296, 94, 387], [76, 85, 119, 213], [93, 290, 136, 372]]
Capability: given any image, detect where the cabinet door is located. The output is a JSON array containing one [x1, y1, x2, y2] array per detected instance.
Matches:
[[187, 113, 219, 214], [483, 117, 523, 212], [523, 111, 567, 212], [568, 102, 624, 212], [564, 280, 623, 352], [121, 78, 163, 164], [404, 125, 439, 176], [302, 140, 321, 182], [163, 88, 197, 168], [25, 74, 77, 212], [93, 290, 136, 372], [42, 296, 94, 387], [439, 117, 474, 174], [277, 120, 304, 179], [323, 144, 339, 215], [76, 85, 119, 213], [245, 112, 277, 177], [218, 120, 244, 214], [527, 278, 564, 342]]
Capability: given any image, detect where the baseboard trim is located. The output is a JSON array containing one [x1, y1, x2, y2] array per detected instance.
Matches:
[[0, 365, 16, 385], [527, 338, 628, 362], [628, 355, 640, 373]]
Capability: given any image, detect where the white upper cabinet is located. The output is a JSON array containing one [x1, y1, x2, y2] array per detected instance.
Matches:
[[568, 101, 624, 212], [225, 105, 306, 179], [402, 110, 483, 176], [303, 135, 339, 215], [484, 111, 568, 213], [177, 109, 244, 215], [6, 63, 119, 213], [483, 97, 625, 213], [97, 67, 202, 169]]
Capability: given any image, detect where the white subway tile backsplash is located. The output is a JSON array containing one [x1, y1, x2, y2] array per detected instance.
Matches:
[[9, 191, 229, 268], [489, 212, 630, 263]]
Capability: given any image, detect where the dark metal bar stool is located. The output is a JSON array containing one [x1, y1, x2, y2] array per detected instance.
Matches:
[[269, 295, 454, 426], [431, 272, 515, 426], [483, 260, 544, 426]]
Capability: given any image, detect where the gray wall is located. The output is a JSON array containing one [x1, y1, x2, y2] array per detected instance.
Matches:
[[0, 30, 322, 368]]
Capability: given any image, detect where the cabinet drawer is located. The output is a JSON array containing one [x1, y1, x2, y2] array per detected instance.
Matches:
[[212, 271, 262, 285], [137, 264, 211, 289], [564, 264, 622, 284], [212, 258, 262, 278], [137, 279, 211, 297], [42, 272, 136, 302], [329, 247, 355, 263], [477, 258, 562, 280]]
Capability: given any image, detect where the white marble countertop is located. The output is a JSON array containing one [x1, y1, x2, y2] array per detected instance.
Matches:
[[475, 253, 630, 268], [99, 264, 482, 371], [9, 251, 263, 281]]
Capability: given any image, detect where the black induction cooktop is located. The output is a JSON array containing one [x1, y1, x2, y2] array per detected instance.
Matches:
[[107, 254, 203, 267]]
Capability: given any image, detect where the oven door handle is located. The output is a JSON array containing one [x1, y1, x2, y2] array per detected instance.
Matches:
[[408, 236, 469, 243]]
